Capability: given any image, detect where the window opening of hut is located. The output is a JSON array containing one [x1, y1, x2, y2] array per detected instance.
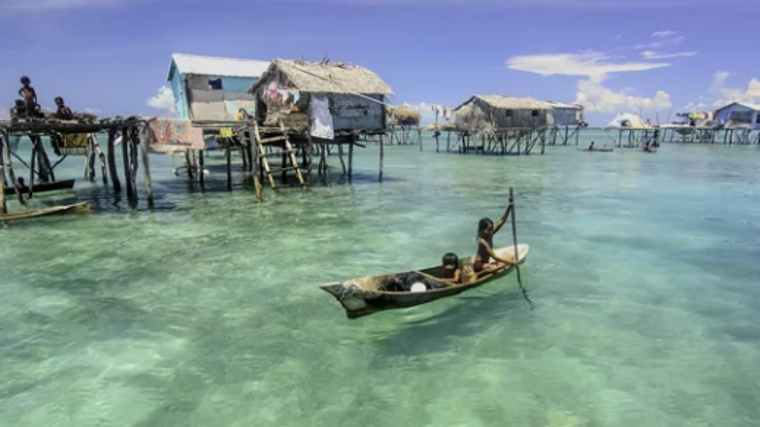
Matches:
[[531, 110, 539, 117], [505, 111, 513, 117], [209, 78, 223, 90]]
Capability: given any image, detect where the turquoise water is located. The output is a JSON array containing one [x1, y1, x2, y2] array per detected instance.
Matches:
[[1, 132, 759, 426]]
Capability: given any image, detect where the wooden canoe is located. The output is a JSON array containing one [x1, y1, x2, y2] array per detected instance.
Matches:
[[0, 202, 93, 222], [3, 179, 76, 196], [319, 244, 530, 319], [578, 148, 614, 152]]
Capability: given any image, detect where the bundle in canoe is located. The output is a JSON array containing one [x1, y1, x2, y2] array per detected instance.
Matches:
[[577, 148, 614, 153], [0, 202, 93, 222], [319, 244, 529, 319]]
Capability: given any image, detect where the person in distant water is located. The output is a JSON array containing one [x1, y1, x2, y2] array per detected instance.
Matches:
[[473, 217, 519, 276], [643, 141, 650, 151], [440, 252, 462, 285], [18, 76, 40, 117], [588, 141, 595, 151], [54, 97, 75, 120]]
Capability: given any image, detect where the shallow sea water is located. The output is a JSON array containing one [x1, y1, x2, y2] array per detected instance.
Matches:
[[1, 133, 759, 426]]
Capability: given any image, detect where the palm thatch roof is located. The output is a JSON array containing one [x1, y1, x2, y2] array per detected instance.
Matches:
[[425, 123, 456, 131], [251, 59, 393, 95], [453, 95, 554, 112], [387, 105, 420, 126]]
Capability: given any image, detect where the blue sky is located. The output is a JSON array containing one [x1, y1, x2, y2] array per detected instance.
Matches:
[[1, 0, 758, 126]]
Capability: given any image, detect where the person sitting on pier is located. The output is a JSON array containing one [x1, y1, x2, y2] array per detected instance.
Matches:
[[588, 141, 595, 151], [473, 217, 519, 276], [54, 97, 75, 120], [18, 76, 41, 118]]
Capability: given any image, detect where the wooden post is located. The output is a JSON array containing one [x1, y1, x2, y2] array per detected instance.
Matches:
[[0, 134, 6, 214], [419, 129, 423, 152], [129, 129, 139, 196], [185, 149, 194, 180], [307, 134, 314, 184], [198, 150, 205, 188], [225, 139, 232, 191], [121, 127, 134, 199], [281, 148, 287, 184], [139, 124, 154, 207], [1, 131, 22, 205], [28, 142, 37, 199], [107, 128, 121, 193], [337, 143, 347, 175], [348, 136, 354, 181], [379, 134, 384, 182]]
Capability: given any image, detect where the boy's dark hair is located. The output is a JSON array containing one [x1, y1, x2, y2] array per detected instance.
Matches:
[[55, 97, 64, 103], [442, 252, 459, 268], [20, 76, 30, 84], [478, 218, 494, 238]]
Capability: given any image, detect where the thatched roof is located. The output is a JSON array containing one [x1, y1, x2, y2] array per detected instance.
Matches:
[[387, 105, 420, 126], [454, 95, 554, 112], [251, 59, 393, 95]]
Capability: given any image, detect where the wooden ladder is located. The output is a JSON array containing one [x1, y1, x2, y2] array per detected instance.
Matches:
[[253, 120, 305, 189]]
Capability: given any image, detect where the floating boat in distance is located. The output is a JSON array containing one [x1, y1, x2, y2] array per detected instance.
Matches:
[[577, 148, 614, 153], [0, 202, 93, 222], [319, 244, 529, 319], [3, 179, 75, 196]]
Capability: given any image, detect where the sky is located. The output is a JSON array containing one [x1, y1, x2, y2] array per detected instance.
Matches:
[[0, 0, 758, 126]]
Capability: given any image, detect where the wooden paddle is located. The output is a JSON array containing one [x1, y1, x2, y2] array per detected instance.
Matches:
[[509, 187, 534, 310]]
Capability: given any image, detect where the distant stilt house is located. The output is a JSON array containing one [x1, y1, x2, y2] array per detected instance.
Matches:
[[386, 105, 422, 146], [545, 100, 586, 146], [249, 58, 394, 182], [713, 102, 760, 145], [449, 95, 557, 155], [167, 53, 271, 120]]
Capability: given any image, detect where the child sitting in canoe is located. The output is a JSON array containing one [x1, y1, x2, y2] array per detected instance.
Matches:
[[440, 252, 462, 285], [474, 217, 519, 276]]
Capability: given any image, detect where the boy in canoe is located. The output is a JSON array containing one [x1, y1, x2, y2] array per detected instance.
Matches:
[[474, 215, 519, 276]]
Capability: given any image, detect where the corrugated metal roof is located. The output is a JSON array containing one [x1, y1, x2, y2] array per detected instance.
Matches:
[[716, 101, 760, 112], [167, 53, 271, 80], [545, 100, 583, 110], [473, 95, 554, 110]]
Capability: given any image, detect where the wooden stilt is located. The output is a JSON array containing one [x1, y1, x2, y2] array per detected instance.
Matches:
[[2, 132, 23, 205], [348, 137, 354, 181], [198, 149, 205, 188], [338, 143, 347, 175], [185, 149, 194, 180], [120, 128, 133, 198], [225, 139, 232, 191], [0, 135, 6, 214], [379, 134, 384, 182], [129, 128, 139, 196], [139, 124, 154, 207], [28, 142, 37, 199], [307, 134, 314, 184], [107, 128, 121, 193]]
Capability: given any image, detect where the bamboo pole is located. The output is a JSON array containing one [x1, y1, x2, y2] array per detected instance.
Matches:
[[0, 135, 6, 215], [107, 129, 121, 192], [379, 134, 384, 182], [121, 127, 134, 199], [139, 124, 154, 207], [198, 149, 205, 188], [28, 142, 36, 199], [225, 139, 232, 191], [34, 136, 54, 182], [348, 137, 354, 181], [1, 131, 23, 205], [337, 142, 347, 175]]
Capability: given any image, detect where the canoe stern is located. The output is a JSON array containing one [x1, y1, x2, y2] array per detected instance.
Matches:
[[319, 281, 371, 314]]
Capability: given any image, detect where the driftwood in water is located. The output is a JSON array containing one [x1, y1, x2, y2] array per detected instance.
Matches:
[[0, 202, 93, 223]]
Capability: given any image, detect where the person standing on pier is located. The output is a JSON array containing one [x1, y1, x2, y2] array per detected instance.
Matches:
[[18, 76, 40, 118]]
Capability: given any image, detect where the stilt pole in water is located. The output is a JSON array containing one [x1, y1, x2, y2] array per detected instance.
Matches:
[[121, 127, 134, 199], [107, 128, 121, 193], [139, 124, 154, 207], [0, 134, 6, 214], [226, 138, 232, 191], [198, 149, 205, 188], [379, 134, 384, 182], [348, 137, 354, 181], [1, 130, 23, 205], [509, 187, 534, 310]]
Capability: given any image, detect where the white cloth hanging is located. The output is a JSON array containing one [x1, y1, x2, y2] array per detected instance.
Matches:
[[310, 95, 334, 140]]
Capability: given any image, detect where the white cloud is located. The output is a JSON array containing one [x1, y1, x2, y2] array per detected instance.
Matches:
[[507, 51, 674, 115], [641, 50, 697, 60], [147, 86, 176, 115], [84, 107, 102, 114], [506, 51, 670, 80], [635, 35, 686, 50], [575, 79, 672, 113], [652, 30, 678, 38], [711, 71, 731, 92]]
